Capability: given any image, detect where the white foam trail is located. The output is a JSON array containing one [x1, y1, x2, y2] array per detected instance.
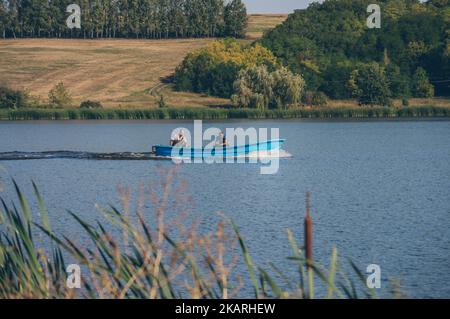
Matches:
[[235, 149, 293, 159]]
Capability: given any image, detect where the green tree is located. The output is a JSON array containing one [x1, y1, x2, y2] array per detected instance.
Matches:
[[48, 82, 73, 108], [169, 0, 188, 37], [412, 67, 435, 98], [224, 0, 248, 38], [428, 0, 449, 9], [0, 0, 7, 38], [206, 0, 224, 37], [19, 0, 51, 37], [348, 63, 392, 106], [232, 65, 273, 109], [386, 63, 411, 98], [321, 62, 354, 99], [271, 67, 305, 109], [0, 86, 28, 109], [7, 0, 20, 38], [232, 65, 304, 109]]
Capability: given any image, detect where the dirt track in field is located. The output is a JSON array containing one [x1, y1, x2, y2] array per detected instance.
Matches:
[[0, 38, 230, 108], [0, 15, 288, 108]]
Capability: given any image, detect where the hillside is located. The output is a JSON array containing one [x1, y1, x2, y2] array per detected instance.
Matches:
[[245, 14, 288, 40], [0, 15, 286, 108], [261, 0, 450, 99], [0, 38, 223, 108]]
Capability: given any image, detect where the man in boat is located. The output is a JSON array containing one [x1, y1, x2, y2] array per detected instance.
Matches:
[[216, 131, 229, 147], [170, 129, 187, 147]]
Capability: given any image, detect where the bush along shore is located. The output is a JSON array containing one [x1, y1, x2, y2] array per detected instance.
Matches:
[[0, 106, 449, 121]]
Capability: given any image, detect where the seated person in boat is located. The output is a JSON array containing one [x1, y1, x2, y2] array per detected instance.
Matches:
[[170, 129, 187, 147], [216, 132, 229, 147]]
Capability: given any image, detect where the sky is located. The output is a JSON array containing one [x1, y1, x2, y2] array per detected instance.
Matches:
[[243, 0, 316, 14], [243, 0, 428, 13]]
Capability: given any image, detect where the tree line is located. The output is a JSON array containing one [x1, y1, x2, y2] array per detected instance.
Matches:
[[0, 0, 248, 39]]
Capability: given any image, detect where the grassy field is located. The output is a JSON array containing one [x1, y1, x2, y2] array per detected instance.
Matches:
[[1, 14, 449, 111], [245, 14, 288, 40], [0, 15, 286, 109], [0, 38, 227, 108]]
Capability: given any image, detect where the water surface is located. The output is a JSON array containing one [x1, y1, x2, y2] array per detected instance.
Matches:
[[0, 119, 449, 298]]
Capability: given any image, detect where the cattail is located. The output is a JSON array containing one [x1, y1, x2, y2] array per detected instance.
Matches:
[[304, 192, 313, 268], [304, 192, 314, 298]]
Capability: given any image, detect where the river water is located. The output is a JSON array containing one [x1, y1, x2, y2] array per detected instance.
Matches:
[[0, 119, 449, 298]]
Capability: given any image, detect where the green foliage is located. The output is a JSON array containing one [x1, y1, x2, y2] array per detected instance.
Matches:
[[224, 0, 248, 38], [158, 95, 168, 108], [386, 63, 411, 98], [232, 65, 305, 109], [80, 100, 103, 109], [0, 0, 247, 39], [0, 86, 28, 109], [412, 67, 435, 98], [232, 65, 273, 109], [428, 0, 450, 8], [0, 1, 7, 38], [261, 0, 450, 97], [348, 63, 392, 106], [174, 40, 279, 98], [271, 67, 306, 108], [48, 82, 72, 108], [402, 98, 410, 106], [321, 62, 354, 99]]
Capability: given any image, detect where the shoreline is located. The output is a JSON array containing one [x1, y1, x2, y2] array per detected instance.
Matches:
[[1, 106, 449, 121], [1, 117, 450, 124]]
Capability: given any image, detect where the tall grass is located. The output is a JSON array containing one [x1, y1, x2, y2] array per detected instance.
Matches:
[[1, 106, 449, 120], [0, 173, 386, 299]]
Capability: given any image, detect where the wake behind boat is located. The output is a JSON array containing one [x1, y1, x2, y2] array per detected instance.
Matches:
[[0, 140, 291, 161], [152, 139, 286, 159]]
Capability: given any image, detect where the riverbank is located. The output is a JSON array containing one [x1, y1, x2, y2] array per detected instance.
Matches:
[[1, 106, 449, 120]]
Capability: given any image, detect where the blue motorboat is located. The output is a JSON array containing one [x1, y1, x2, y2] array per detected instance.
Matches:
[[152, 139, 285, 159]]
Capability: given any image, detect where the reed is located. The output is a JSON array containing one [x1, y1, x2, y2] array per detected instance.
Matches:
[[0, 175, 388, 299], [0, 106, 449, 121], [304, 192, 314, 299]]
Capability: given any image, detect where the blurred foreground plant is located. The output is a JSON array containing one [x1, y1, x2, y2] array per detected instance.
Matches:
[[0, 170, 385, 299]]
